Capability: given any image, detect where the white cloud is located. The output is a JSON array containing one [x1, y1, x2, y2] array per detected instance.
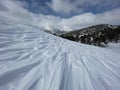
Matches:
[[47, 0, 81, 14], [47, 0, 120, 15], [60, 8, 120, 30], [0, 0, 32, 24], [0, 0, 120, 31], [0, 0, 61, 30], [31, 14, 61, 30]]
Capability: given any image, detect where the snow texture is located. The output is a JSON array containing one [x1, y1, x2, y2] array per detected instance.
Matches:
[[0, 16, 120, 90], [104, 42, 120, 53]]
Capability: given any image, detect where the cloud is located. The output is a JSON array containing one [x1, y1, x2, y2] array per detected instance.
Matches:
[[47, 0, 82, 14], [47, 0, 120, 15], [0, 0, 32, 24], [0, 2, 9, 11], [31, 14, 61, 29], [60, 8, 120, 30], [0, 0, 120, 31]]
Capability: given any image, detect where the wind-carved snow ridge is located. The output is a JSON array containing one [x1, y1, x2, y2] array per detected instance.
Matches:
[[0, 16, 120, 90]]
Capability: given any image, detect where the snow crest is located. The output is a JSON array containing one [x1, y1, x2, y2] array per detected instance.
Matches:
[[0, 16, 120, 90]]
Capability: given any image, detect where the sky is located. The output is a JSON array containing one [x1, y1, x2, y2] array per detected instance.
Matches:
[[0, 0, 120, 31]]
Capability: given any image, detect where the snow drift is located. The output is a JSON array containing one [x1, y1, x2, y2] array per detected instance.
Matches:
[[0, 16, 120, 90]]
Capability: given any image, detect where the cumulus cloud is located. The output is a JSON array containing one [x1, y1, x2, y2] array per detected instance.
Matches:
[[60, 8, 120, 30], [0, 0, 59, 27], [47, 0, 120, 15], [0, 0, 32, 24], [31, 14, 61, 29], [47, 0, 82, 14], [0, 0, 120, 31]]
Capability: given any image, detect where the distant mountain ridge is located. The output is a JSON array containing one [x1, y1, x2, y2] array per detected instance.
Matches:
[[63, 24, 119, 35], [44, 28, 67, 35]]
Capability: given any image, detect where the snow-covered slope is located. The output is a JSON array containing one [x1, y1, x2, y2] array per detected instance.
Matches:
[[0, 16, 120, 90], [104, 42, 120, 53]]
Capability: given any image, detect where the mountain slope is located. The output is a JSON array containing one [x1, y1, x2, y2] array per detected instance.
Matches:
[[60, 24, 120, 46], [63, 24, 119, 35], [0, 16, 120, 90]]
